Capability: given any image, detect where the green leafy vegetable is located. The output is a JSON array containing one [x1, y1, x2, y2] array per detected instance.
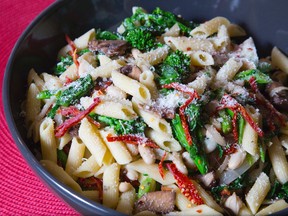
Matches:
[[234, 69, 272, 84], [78, 48, 90, 56], [57, 149, 68, 168], [123, 7, 196, 35], [37, 90, 56, 100], [185, 103, 201, 132], [90, 114, 146, 135], [96, 29, 119, 40], [211, 175, 247, 202], [257, 61, 272, 73], [124, 28, 158, 51], [47, 75, 94, 118], [138, 175, 156, 198], [238, 115, 245, 144], [218, 109, 232, 134], [157, 50, 191, 85], [55, 56, 73, 76], [57, 74, 94, 107], [171, 114, 208, 174], [267, 181, 288, 202]]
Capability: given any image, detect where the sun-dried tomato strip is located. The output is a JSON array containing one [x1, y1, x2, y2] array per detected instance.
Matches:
[[162, 82, 196, 96], [55, 97, 101, 137], [60, 106, 80, 116], [95, 80, 113, 95], [224, 143, 238, 155], [162, 82, 199, 146], [158, 152, 167, 179], [106, 134, 159, 148], [166, 163, 204, 205], [249, 77, 286, 126], [77, 177, 103, 203], [218, 94, 264, 137], [65, 34, 79, 77], [231, 110, 238, 141], [60, 106, 101, 128]]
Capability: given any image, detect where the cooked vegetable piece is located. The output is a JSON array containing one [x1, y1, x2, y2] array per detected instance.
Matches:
[[218, 109, 232, 134], [123, 7, 196, 35], [171, 114, 208, 174], [138, 175, 156, 198], [157, 50, 191, 85], [55, 56, 73, 75], [124, 28, 159, 51], [234, 69, 272, 84], [57, 74, 94, 107], [96, 29, 119, 40], [57, 149, 68, 168], [167, 163, 204, 205], [90, 115, 146, 135], [37, 90, 56, 100]]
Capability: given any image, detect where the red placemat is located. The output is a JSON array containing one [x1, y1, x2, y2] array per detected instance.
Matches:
[[0, 0, 79, 215]]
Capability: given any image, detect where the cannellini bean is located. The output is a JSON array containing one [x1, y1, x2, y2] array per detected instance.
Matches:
[[182, 151, 196, 169], [138, 145, 156, 165], [228, 149, 246, 170], [224, 192, 243, 215], [119, 182, 133, 193], [126, 169, 138, 181], [172, 152, 188, 175]]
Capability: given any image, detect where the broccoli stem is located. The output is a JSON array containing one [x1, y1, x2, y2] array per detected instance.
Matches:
[[218, 109, 232, 134], [137, 175, 156, 198], [238, 115, 245, 144], [171, 114, 208, 174], [57, 74, 94, 107]]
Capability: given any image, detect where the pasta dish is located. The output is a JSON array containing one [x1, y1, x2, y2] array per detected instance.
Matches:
[[24, 6, 288, 215]]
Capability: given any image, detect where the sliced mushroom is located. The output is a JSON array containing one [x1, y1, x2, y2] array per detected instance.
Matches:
[[265, 81, 288, 111], [88, 39, 130, 57], [120, 65, 142, 81], [135, 191, 175, 214]]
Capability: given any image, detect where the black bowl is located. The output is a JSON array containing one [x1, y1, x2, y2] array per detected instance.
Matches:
[[3, 0, 288, 215]]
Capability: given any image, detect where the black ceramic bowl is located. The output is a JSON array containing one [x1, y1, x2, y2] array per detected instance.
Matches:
[[3, 0, 288, 215]]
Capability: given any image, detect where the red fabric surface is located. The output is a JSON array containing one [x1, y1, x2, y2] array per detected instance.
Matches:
[[0, 1, 79, 215]]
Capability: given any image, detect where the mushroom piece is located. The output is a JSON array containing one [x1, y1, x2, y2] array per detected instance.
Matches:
[[88, 39, 130, 57], [266, 81, 288, 111], [120, 65, 142, 81], [135, 191, 176, 214]]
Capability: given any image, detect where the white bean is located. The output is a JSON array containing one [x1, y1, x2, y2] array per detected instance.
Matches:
[[126, 169, 138, 181], [119, 182, 133, 193]]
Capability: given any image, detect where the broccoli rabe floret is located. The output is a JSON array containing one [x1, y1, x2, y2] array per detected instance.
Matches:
[[171, 114, 208, 174], [55, 56, 73, 76], [124, 28, 159, 51], [46, 75, 94, 118], [234, 69, 272, 84], [157, 50, 191, 85], [123, 7, 196, 35], [96, 29, 119, 40], [57, 74, 94, 107], [90, 114, 146, 135]]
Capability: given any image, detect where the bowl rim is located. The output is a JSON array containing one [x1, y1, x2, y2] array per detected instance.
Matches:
[[2, 0, 126, 215]]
